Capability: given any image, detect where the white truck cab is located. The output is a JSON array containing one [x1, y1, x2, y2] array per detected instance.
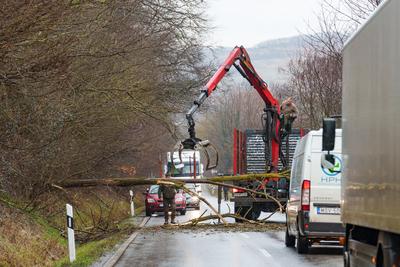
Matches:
[[166, 150, 203, 194], [285, 129, 344, 254]]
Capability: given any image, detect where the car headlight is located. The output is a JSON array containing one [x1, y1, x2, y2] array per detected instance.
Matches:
[[175, 197, 183, 202], [147, 198, 156, 203]]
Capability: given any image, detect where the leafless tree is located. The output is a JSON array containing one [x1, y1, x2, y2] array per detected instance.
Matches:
[[0, 0, 209, 203], [280, 0, 382, 129]]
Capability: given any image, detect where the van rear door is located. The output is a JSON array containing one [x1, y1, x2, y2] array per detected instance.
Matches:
[[309, 134, 342, 224]]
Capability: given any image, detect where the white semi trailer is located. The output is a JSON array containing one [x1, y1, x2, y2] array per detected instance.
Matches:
[[323, 0, 400, 266]]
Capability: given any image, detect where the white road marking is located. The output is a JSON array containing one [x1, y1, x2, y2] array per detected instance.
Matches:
[[240, 233, 250, 239], [258, 248, 272, 258]]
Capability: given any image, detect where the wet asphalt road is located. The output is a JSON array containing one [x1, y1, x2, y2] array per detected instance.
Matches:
[[115, 189, 343, 267]]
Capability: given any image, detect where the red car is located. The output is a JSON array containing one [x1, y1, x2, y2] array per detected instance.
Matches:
[[145, 185, 187, 216]]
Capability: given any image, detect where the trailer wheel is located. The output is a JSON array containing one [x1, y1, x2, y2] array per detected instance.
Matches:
[[234, 205, 248, 223], [285, 228, 295, 247], [250, 207, 261, 221]]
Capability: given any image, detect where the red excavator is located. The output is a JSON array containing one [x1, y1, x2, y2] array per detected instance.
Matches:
[[180, 46, 298, 220]]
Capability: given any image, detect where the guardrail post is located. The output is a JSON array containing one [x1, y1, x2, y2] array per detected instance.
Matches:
[[217, 185, 222, 224], [66, 204, 76, 262], [130, 190, 135, 217]]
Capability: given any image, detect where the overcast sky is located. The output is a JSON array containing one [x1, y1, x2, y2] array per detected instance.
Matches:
[[206, 0, 325, 47]]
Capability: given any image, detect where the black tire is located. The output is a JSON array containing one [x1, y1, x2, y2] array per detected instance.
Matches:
[[145, 209, 152, 217], [285, 227, 296, 247], [180, 209, 186, 215], [234, 205, 246, 223], [344, 250, 350, 267], [296, 234, 309, 254], [376, 231, 400, 267], [241, 206, 254, 220], [251, 207, 261, 221]]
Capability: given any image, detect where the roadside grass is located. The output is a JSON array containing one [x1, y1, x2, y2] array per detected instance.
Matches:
[[0, 188, 144, 266], [0, 203, 66, 267], [54, 231, 126, 267]]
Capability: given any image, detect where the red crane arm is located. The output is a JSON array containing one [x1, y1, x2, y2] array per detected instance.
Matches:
[[205, 46, 280, 110], [184, 46, 281, 171]]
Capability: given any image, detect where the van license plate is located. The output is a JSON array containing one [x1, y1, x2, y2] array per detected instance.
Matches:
[[234, 192, 248, 197], [317, 207, 340, 215]]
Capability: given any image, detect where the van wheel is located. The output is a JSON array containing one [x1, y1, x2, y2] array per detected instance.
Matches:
[[285, 228, 296, 247], [296, 234, 309, 254]]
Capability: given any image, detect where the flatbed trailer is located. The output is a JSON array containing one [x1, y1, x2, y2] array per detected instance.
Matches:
[[232, 128, 304, 220]]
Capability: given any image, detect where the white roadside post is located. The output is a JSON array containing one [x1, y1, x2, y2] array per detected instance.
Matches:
[[129, 190, 135, 217], [66, 204, 76, 262]]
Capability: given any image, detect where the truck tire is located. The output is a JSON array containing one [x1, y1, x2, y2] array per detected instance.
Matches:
[[376, 231, 400, 267], [234, 205, 248, 223], [285, 228, 295, 247], [251, 207, 261, 220], [296, 234, 309, 254], [242, 206, 253, 220], [180, 209, 186, 215]]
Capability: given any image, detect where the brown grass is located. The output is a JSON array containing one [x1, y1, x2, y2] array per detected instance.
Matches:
[[0, 204, 65, 267], [0, 187, 141, 266]]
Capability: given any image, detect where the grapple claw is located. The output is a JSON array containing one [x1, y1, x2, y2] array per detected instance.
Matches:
[[178, 137, 218, 171]]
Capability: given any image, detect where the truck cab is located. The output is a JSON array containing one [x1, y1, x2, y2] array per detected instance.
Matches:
[[285, 129, 344, 254], [166, 150, 203, 209]]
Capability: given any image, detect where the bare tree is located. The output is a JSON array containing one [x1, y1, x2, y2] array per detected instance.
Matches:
[[0, 0, 209, 203], [280, 0, 382, 129]]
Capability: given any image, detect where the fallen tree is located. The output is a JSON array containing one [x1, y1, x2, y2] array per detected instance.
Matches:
[[55, 171, 289, 188], [53, 171, 289, 225]]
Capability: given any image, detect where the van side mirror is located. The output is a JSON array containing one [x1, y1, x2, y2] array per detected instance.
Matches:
[[322, 118, 336, 151]]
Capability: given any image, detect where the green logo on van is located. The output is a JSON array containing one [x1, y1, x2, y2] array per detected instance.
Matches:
[[321, 155, 342, 176]]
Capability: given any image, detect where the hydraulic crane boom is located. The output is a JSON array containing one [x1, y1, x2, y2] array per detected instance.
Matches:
[[184, 46, 283, 172]]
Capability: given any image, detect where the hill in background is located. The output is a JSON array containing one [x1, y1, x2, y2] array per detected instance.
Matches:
[[208, 35, 306, 84]]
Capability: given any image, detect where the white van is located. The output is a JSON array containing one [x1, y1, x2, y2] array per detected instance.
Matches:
[[285, 129, 344, 254]]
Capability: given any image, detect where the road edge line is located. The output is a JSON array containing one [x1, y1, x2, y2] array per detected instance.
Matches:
[[103, 216, 150, 267]]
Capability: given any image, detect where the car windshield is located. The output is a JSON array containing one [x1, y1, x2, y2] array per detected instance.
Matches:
[[149, 185, 159, 194], [167, 162, 200, 177]]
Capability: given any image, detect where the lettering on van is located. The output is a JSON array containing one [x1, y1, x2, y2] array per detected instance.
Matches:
[[320, 176, 341, 185]]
